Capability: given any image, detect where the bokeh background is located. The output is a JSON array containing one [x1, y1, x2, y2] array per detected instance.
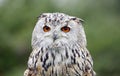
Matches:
[[0, 0, 120, 76]]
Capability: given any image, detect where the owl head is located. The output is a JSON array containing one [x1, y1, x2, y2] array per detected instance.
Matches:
[[32, 13, 86, 49]]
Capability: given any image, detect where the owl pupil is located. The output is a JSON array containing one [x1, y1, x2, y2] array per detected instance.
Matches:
[[64, 27, 68, 30]]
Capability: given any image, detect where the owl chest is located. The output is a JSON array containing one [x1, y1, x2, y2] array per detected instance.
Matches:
[[34, 48, 86, 76]]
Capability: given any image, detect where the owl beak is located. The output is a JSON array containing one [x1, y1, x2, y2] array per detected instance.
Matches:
[[53, 33, 58, 41], [53, 34, 58, 41]]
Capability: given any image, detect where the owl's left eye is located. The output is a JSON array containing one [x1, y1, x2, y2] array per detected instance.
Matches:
[[61, 26, 70, 33], [43, 26, 51, 32]]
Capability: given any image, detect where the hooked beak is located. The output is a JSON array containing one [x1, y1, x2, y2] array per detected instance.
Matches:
[[53, 32, 58, 41], [53, 34, 58, 41]]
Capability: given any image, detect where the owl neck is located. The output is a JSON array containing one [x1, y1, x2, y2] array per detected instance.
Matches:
[[36, 42, 86, 69]]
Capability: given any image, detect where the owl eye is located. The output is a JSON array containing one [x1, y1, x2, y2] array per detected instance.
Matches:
[[61, 26, 70, 33], [43, 26, 51, 32]]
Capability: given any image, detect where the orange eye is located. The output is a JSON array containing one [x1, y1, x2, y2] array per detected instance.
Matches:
[[43, 26, 51, 32], [61, 26, 70, 33]]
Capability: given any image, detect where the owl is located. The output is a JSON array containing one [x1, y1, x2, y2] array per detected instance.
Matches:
[[24, 13, 96, 76]]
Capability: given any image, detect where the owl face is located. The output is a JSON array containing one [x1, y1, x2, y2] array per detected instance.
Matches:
[[32, 13, 86, 49]]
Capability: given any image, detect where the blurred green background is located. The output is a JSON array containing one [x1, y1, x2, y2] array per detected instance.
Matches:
[[0, 0, 120, 76]]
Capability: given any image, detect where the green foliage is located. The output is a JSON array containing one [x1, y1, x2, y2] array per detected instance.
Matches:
[[0, 0, 120, 76]]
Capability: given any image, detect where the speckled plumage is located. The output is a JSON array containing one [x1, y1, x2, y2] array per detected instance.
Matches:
[[24, 13, 96, 76]]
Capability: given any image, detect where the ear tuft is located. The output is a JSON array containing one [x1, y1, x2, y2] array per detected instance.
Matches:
[[78, 18, 84, 23], [71, 17, 84, 24], [37, 13, 47, 19]]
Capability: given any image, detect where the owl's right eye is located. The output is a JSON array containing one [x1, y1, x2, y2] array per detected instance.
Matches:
[[43, 26, 51, 32], [61, 26, 70, 33]]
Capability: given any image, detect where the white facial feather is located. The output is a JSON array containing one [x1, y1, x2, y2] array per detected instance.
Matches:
[[32, 13, 86, 50]]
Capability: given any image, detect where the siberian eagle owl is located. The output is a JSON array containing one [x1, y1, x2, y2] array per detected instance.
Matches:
[[24, 13, 96, 76]]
